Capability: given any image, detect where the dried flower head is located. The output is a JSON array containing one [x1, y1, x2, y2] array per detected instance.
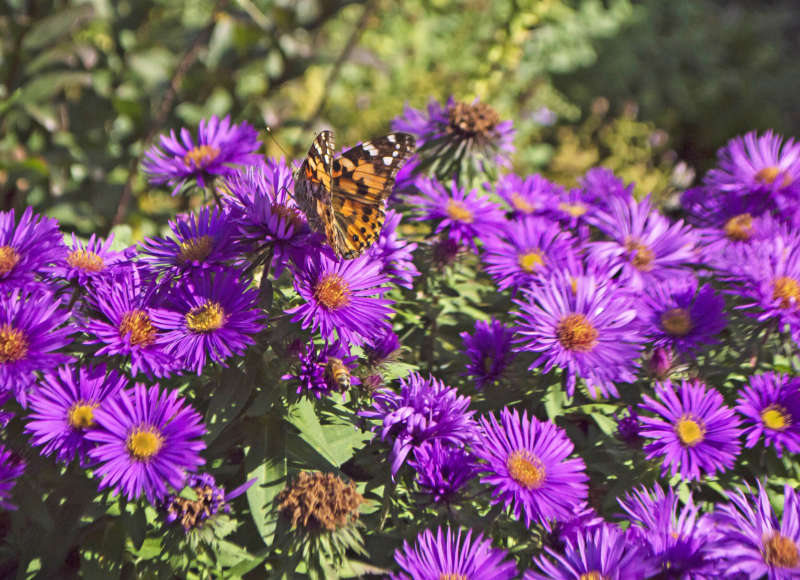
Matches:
[[277, 472, 364, 532]]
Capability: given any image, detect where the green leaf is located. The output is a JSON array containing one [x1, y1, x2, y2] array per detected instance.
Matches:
[[287, 398, 370, 468], [244, 415, 287, 549], [21, 4, 95, 50]]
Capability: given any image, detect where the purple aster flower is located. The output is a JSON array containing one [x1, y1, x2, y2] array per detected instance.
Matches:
[[52, 233, 126, 285], [736, 372, 800, 457], [224, 159, 313, 276], [615, 406, 643, 447], [525, 523, 651, 580], [540, 187, 601, 238], [286, 252, 393, 348], [639, 380, 742, 481], [513, 272, 642, 398], [392, 526, 518, 580], [25, 364, 127, 465], [711, 482, 800, 578], [704, 130, 800, 215], [0, 444, 25, 510], [549, 501, 605, 545], [408, 440, 476, 503], [495, 173, 561, 218], [647, 346, 677, 380], [724, 230, 800, 343], [364, 327, 402, 367], [472, 407, 588, 527], [0, 206, 65, 292], [618, 484, 721, 579], [0, 288, 74, 406], [366, 209, 419, 289], [139, 207, 243, 275], [579, 167, 634, 201], [695, 212, 787, 270], [460, 318, 516, 389], [409, 177, 504, 252], [85, 383, 206, 503], [281, 340, 359, 398], [164, 472, 254, 532], [360, 372, 477, 475], [392, 96, 515, 170], [636, 274, 727, 357], [587, 195, 698, 291], [84, 264, 175, 378], [150, 269, 265, 374], [142, 115, 261, 195], [481, 216, 577, 292]]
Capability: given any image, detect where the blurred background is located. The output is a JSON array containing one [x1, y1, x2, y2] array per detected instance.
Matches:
[[1, 0, 799, 237]]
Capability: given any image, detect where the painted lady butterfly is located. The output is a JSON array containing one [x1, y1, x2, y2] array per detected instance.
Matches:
[[294, 130, 416, 259]]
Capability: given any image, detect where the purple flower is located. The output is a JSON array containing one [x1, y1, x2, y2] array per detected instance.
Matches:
[[286, 252, 393, 347], [26, 364, 127, 465], [736, 372, 800, 457], [150, 269, 265, 374], [472, 407, 588, 527], [481, 216, 577, 292], [711, 482, 800, 579], [392, 526, 518, 580], [636, 274, 727, 357], [0, 288, 74, 406], [587, 195, 698, 291], [0, 444, 25, 510], [139, 207, 244, 275], [615, 406, 643, 447], [460, 318, 516, 388], [224, 159, 313, 276], [281, 341, 359, 398], [618, 484, 721, 578], [366, 209, 419, 289], [525, 524, 651, 580], [408, 441, 476, 502], [0, 206, 65, 292], [639, 380, 742, 481], [84, 264, 175, 378], [579, 167, 634, 202], [143, 115, 261, 195], [495, 173, 561, 218], [364, 328, 402, 367], [53, 233, 126, 285], [360, 372, 477, 475], [513, 272, 642, 398], [164, 472, 254, 532], [410, 177, 504, 251], [85, 383, 206, 502]]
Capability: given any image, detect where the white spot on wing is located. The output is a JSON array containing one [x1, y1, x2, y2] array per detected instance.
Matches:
[[383, 156, 394, 165]]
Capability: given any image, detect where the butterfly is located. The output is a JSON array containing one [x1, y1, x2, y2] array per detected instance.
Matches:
[[293, 130, 416, 259]]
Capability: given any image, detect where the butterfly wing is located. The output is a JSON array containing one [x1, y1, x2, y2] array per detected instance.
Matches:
[[294, 130, 336, 241], [329, 132, 416, 259]]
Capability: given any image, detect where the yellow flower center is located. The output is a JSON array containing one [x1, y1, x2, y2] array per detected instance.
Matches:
[[126, 426, 164, 460], [773, 276, 800, 309], [518, 249, 545, 273], [0, 245, 21, 276], [556, 313, 598, 352], [68, 402, 99, 429], [763, 533, 799, 568], [676, 415, 705, 447], [178, 235, 214, 263], [183, 144, 220, 168], [185, 301, 226, 332], [67, 249, 105, 272], [506, 449, 546, 489], [624, 238, 655, 271], [118, 310, 157, 347], [313, 274, 351, 310], [660, 307, 693, 337], [510, 193, 535, 214], [439, 575, 467, 580], [762, 405, 790, 431], [446, 200, 474, 223], [724, 213, 753, 242], [558, 202, 588, 217], [755, 166, 792, 188], [0, 324, 29, 363], [580, 573, 607, 580]]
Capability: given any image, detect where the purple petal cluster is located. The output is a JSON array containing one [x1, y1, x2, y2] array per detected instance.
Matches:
[[53, 233, 125, 285], [366, 209, 420, 289], [408, 440, 475, 503], [0, 444, 25, 510], [460, 318, 516, 388], [736, 372, 800, 457], [0, 207, 65, 292]]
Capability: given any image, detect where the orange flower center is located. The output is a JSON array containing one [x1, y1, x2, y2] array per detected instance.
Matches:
[[183, 145, 220, 168], [580, 573, 607, 580], [762, 404, 790, 431], [185, 301, 225, 332], [67, 249, 105, 272], [313, 274, 351, 310], [68, 402, 99, 429], [558, 202, 588, 217], [178, 235, 214, 263], [510, 193, 535, 214], [755, 166, 792, 188], [127, 426, 164, 460], [446, 200, 474, 223], [506, 450, 546, 489], [556, 313, 598, 352], [119, 310, 157, 346], [660, 307, 693, 337], [676, 414, 705, 447], [518, 249, 544, 273], [773, 276, 800, 309], [0, 245, 21, 276], [724, 213, 753, 242], [439, 574, 467, 580], [0, 324, 29, 363], [272, 203, 305, 229], [624, 238, 655, 271], [763, 533, 799, 568]]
